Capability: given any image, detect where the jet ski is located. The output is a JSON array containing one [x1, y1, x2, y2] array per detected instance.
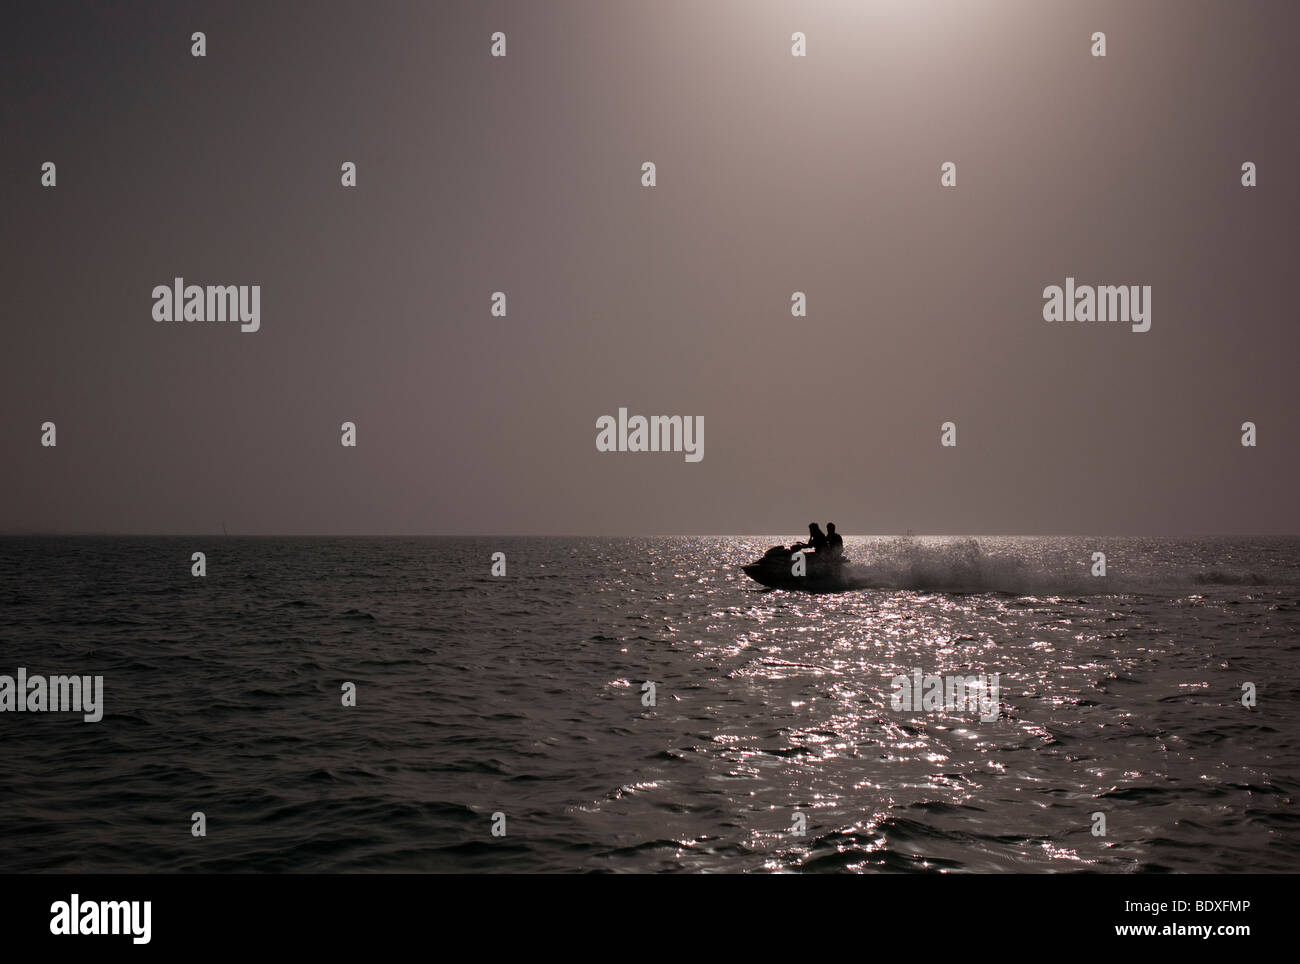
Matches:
[[742, 544, 853, 593]]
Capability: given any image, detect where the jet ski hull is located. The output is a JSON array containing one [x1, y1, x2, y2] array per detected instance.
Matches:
[[742, 551, 853, 593]]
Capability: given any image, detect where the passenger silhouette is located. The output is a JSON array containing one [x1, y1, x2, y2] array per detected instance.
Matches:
[[826, 522, 844, 558], [808, 523, 829, 554]]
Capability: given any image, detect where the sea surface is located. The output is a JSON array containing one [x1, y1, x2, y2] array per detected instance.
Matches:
[[0, 536, 1297, 873]]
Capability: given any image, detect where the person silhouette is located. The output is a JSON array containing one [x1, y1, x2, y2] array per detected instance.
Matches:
[[826, 522, 844, 558], [808, 523, 829, 554]]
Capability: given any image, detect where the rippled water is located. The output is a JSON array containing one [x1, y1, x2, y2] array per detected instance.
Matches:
[[0, 536, 1296, 872]]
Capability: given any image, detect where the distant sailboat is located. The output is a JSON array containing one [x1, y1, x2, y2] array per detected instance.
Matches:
[[221, 521, 229, 537]]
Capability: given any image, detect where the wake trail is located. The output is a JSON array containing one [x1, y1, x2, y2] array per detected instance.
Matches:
[[838, 538, 1280, 597]]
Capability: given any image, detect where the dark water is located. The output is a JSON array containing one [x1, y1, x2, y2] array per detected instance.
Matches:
[[0, 536, 1297, 873]]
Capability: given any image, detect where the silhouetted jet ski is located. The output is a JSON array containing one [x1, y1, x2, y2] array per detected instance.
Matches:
[[742, 545, 853, 593]]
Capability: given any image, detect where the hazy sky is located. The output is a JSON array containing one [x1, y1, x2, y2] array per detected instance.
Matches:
[[2, 0, 1297, 535]]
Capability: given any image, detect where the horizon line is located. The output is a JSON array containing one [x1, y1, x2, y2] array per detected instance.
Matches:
[[2, 532, 1297, 539]]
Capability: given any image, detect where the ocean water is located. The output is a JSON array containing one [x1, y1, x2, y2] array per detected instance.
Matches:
[[0, 535, 1296, 873]]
